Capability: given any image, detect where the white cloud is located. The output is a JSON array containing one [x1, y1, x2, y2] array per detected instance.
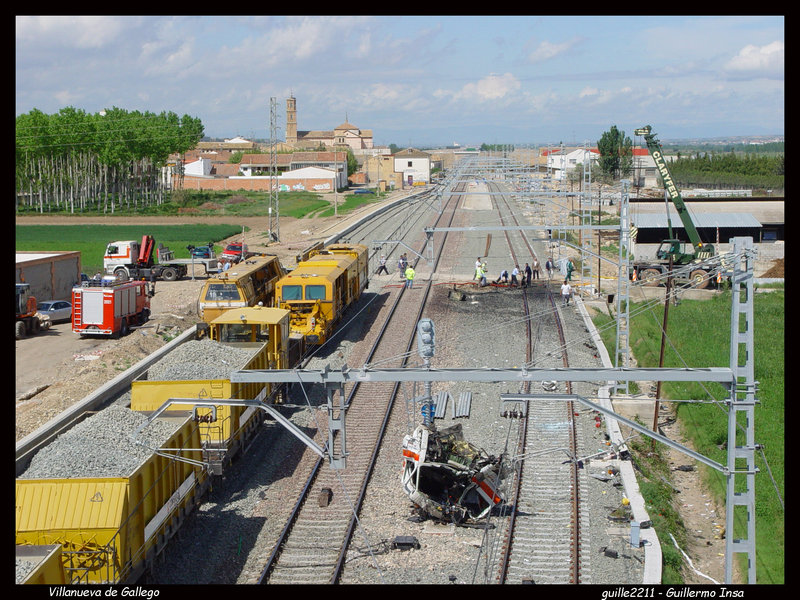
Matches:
[[204, 17, 340, 70], [453, 73, 521, 102], [527, 38, 580, 64], [53, 89, 80, 105], [143, 41, 196, 77], [367, 83, 403, 102], [724, 41, 783, 78], [16, 16, 134, 50]]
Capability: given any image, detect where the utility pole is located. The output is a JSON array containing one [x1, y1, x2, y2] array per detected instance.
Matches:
[[269, 97, 280, 242], [653, 255, 674, 431]]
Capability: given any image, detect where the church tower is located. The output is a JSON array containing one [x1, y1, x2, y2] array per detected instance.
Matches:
[[286, 96, 297, 145]]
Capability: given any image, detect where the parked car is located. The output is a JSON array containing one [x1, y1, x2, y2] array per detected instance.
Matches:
[[220, 242, 248, 263], [188, 244, 214, 259], [37, 300, 72, 323], [352, 188, 374, 195]]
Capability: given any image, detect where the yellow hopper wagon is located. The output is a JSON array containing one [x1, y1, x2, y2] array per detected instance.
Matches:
[[15, 408, 207, 584], [16, 544, 67, 585], [131, 306, 293, 474]]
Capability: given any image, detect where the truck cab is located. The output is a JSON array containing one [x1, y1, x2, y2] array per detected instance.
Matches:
[[104, 240, 139, 270], [655, 239, 695, 263], [221, 242, 249, 263]]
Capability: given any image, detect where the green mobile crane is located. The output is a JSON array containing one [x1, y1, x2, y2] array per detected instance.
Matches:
[[631, 125, 715, 288]]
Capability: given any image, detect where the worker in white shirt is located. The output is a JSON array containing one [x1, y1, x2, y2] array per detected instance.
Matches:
[[561, 280, 572, 306]]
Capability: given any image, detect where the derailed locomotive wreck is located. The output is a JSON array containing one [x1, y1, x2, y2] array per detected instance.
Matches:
[[401, 423, 509, 524]]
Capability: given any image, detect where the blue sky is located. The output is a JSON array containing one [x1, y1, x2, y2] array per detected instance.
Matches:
[[16, 15, 784, 147]]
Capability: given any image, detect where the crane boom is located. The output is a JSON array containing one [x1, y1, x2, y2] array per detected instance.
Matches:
[[635, 125, 710, 256]]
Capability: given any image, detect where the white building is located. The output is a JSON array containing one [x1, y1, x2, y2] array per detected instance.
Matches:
[[393, 148, 431, 186], [546, 148, 600, 180], [282, 166, 347, 190], [183, 157, 213, 177], [227, 166, 347, 192]]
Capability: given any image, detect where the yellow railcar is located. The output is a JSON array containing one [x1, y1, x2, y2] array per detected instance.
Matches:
[[197, 254, 286, 323], [131, 306, 292, 474], [15, 414, 207, 584], [275, 243, 369, 345]]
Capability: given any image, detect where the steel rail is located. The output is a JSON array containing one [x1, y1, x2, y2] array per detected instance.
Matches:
[[258, 183, 464, 584], [490, 181, 583, 583]]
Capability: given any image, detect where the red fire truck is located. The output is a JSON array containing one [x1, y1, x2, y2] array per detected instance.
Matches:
[[72, 279, 151, 337]]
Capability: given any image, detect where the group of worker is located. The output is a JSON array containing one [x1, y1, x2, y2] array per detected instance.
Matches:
[[479, 255, 576, 307], [374, 252, 575, 295], [477, 256, 560, 288], [375, 253, 416, 288]]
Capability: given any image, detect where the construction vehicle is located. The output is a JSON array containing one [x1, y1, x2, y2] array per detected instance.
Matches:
[[72, 278, 151, 338], [15, 283, 51, 339], [197, 255, 286, 324], [275, 243, 369, 345], [630, 125, 716, 289], [104, 235, 219, 281]]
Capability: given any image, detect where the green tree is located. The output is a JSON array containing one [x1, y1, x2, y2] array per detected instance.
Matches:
[[15, 106, 204, 213], [597, 125, 633, 180], [345, 147, 358, 177]]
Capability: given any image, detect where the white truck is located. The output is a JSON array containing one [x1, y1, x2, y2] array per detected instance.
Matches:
[[104, 235, 219, 281]]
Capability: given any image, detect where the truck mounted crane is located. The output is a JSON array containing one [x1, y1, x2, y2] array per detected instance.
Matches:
[[631, 125, 715, 289]]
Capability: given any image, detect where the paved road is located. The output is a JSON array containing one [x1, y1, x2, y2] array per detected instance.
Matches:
[[15, 321, 107, 397]]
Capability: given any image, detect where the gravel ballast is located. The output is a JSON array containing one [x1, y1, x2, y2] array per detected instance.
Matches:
[[19, 405, 181, 480], [144, 338, 257, 381]]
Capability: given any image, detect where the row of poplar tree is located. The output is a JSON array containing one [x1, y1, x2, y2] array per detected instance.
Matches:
[[16, 106, 204, 214]]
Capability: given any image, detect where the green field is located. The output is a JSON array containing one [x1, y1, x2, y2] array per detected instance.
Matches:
[[15, 189, 388, 274], [15, 188, 385, 219], [592, 290, 784, 584], [15, 224, 245, 275]]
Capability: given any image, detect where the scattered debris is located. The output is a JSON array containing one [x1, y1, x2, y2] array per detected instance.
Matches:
[[318, 487, 333, 507], [448, 289, 466, 301], [672, 464, 695, 472], [391, 536, 420, 551], [16, 384, 50, 402], [401, 423, 508, 525]]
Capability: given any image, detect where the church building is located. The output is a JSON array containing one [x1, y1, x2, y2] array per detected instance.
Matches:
[[286, 96, 373, 151]]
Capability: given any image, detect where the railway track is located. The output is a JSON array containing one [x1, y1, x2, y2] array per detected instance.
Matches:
[[18, 166, 649, 585], [259, 183, 466, 584], [13, 188, 437, 478], [488, 182, 590, 584]]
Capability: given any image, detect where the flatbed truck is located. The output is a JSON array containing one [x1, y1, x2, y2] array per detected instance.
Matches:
[[104, 235, 219, 281]]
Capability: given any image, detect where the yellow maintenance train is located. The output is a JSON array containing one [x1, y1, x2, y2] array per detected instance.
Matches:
[[275, 243, 369, 345], [197, 254, 286, 323], [16, 306, 294, 584], [16, 244, 370, 584]]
